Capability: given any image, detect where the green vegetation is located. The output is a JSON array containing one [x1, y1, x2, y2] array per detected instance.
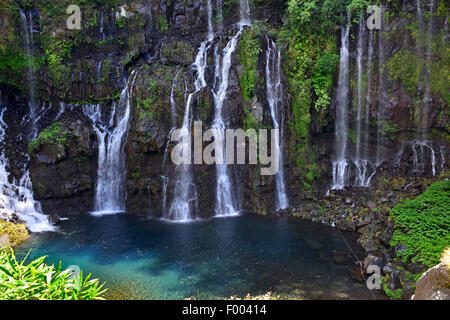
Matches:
[[382, 277, 403, 299], [136, 78, 160, 122], [0, 247, 106, 300], [29, 122, 68, 153], [41, 36, 73, 86], [279, 0, 364, 178], [389, 179, 450, 267], [222, 0, 238, 19], [239, 26, 262, 102], [159, 16, 169, 32], [430, 31, 450, 105], [387, 49, 424, 97], [238, 23, 267, 133]]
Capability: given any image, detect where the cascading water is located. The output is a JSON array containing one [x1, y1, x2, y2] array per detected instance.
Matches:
[[211, 31, 243, 217], [365, 28, 374, 153], [421, 0, 435, 131], [216, 0, 224, 32], [354, 17, 376, 187], [239, 0, 251, 26], [210, 0, 251, 216], [376, 4, 386, 165], [82, 71, 138, 215], [207, 0, 214, 40], [161, 69, 182, 218], [331, 14, 350, 190], [166, 0, 218, 221], [170, 69, 181, 128], [0, 109, 54, 232], [409, 1, 440, 175], [265, 38, 289, 210], [54, 102, 66, 121], [396, 140, 446, 176], [355, 18, 365, 162], [167, 43, 208, 221], [19, 8, 38, 140], [167, 0, 251, 219], [160, 127, 176, 217]]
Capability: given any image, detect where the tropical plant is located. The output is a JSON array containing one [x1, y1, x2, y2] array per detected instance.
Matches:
[[0, 247, 106, 300], [390, 179, 450, 267]]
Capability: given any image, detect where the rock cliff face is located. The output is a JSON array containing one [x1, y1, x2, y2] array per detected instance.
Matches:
[[0, 0, 448, 230]]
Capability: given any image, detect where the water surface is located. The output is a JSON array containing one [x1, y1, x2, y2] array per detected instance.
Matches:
[[16, 213, 382, 300]]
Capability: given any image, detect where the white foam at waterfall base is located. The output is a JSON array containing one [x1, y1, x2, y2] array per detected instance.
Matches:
[[0, 109, 54, 233]]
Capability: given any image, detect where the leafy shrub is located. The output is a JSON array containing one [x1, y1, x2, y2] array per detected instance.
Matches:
[[387, 49, 424, 97], [0, 247, 106, 300], [239, 27, 262, 102], [390, 179, 450, 267], [28, 122, 67, 153]]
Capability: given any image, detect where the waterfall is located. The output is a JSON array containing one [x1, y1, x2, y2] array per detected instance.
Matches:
[[439, 146, 446, 174], [355, 18, 365, 161], [216, 0, 224, 32], [396, 140, 446, 176], [54, 102, 66, 121], [100, 9, 106, 42], [19, 8, 38, 140], [211, 30, 243, 217], [265, 38, 289, 210], [331, 14, 350, 190], [167, 42, 209, 221], [0, 109, 54, 232], [162, 68, 181, 218], [404, 1, 441, 177], [207, 0, 214, 40], [82, 71, 138, 215], [421, 0, 435, 131], [97, 60, 103, 82], [161, 175, 169, 217], [170, 69, 181, 128], [209, 0, 251, 216], [412, 143, 435, 175], [416, 0, 424, 128], [376, 4, 386, 165], [239, 0, 251, 26], [416, 0, 424, 54], [167, 0, 250, 219], [160, 128, 175, 217], [365, 29, 374, 157], [353, 17, 376, 187]]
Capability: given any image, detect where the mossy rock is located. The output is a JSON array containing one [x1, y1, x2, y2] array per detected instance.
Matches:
[[0, 220, 29, 247]]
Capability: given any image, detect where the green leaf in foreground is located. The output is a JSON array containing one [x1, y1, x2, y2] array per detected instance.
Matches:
[[0, 247, 107, 300]]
